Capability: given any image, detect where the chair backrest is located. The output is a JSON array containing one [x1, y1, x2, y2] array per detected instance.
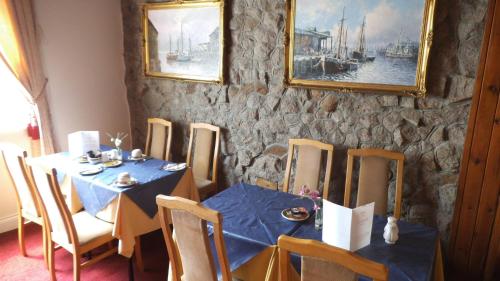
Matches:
[[145, 118, 173, 161], [344, 148, 404, 219], [156, 195, 231, 281], [1, 147, 40, 217], [28, 163, 78, 247], [186, 123, 220, 184], [283, 139, 334, 199], [278, 235, 388, 281]]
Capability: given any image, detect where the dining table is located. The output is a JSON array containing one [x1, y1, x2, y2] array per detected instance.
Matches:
[[201, 183, 444, 281], [30, 146, 200, 259]]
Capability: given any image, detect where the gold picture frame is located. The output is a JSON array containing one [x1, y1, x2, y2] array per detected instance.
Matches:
[[143, 0, 225, 83], [284, 0, 436, 97]]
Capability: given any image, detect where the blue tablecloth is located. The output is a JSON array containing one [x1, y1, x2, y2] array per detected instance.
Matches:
[[203, 183, 438, 281], [52, 147, 185, 218]]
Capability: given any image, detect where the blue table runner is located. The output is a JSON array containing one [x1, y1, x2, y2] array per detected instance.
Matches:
[[53, 147, 185, 218]]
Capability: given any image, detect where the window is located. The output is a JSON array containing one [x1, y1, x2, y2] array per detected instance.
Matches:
[[0, 58, 32, 133]]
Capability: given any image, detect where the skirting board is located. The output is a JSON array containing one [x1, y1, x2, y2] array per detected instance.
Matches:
[[0, 213, 18, 233]]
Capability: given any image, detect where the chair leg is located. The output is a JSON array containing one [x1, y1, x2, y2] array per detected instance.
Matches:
[[43, 226, 48, 268], [134, 236, 144, 272], [73, 254, 81, 281], [48, 240, 56, 281], [18, 215, 27, 256]]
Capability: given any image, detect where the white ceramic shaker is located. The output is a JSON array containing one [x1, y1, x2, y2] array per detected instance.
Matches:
[[383, 216, 399, 244]]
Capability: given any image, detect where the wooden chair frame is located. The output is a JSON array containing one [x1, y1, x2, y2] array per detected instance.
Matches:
[[186, 123, 220, 198], [27, 164, 116, 281], [145, 118, 173, 161], [156, 195, 231, 281], [343, 148, 405, 219], [1, 149, 44, 258], [283, 138, 334, 199], [278, 235, 388, 281]]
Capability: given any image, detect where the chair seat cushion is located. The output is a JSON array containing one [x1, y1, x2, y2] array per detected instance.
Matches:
[[52, 211, 113, 246], [194, 177, 214, 191]]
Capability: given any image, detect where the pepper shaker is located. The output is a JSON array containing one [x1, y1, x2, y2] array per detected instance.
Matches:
[[383, 216, 399, 244]]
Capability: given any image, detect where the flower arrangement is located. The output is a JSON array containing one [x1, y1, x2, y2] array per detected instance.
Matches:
[[299, 184, 323, 230], [106, 132, 128, 150]]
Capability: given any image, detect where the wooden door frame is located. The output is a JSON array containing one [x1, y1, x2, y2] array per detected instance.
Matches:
[[449, 0, 500, 279]]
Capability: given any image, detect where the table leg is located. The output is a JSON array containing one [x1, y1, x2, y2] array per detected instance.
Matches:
[[134, 236, 145, 272], [129, 257, 135, 281]]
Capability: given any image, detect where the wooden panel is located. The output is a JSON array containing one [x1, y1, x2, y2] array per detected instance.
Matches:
[[449, 0, 500, 278]]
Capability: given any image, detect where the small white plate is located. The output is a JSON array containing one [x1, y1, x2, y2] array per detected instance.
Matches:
[[102, 160, 123, 168], [113, 177, 138, 187], [163, 163, 187, 171], [128, 154, 147, 161], [79, 167, 103, 176], [281, 207, 310, 222]]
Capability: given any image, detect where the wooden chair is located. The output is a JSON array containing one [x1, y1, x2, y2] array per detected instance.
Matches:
[[343, 148, 405, 219], [1, 148, 44, 257], [145, 118, 173, 161], [256, 177, 278, 190], [283, 139, 334, 199], [156, 195, 231, 281], [27, 163, 117, 281], [278, 235, 388, 281], [186, 123, 220, 200]]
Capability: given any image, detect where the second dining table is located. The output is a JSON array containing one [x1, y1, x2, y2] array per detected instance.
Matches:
[[202, 183, 443, 281]]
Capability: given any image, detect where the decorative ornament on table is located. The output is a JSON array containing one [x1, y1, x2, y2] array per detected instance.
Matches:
[[299, 185, 322, 230], [106, 132, 128, 161], [383, 216, 399, 244]]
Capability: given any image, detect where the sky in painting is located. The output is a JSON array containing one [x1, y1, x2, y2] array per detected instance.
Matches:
[[295, 0, 425, 48], [148, 6, 219, 52]]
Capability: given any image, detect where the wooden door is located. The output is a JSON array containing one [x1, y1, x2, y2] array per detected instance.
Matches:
[[448, 0, 500, 280]]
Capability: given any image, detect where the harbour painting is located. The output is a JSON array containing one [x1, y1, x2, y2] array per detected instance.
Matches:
[[144, 2, 224, 83], [285, 0, 436, 97]]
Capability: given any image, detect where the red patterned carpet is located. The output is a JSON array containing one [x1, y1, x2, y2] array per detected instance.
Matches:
[[0, 223, 168, 281]]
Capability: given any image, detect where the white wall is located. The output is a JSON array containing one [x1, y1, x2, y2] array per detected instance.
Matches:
[[34, 0, 131, 151]]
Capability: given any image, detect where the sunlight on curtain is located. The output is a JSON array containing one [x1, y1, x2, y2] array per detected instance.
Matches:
[[0, 58, 32, 132], [0, 0, 27, 81]]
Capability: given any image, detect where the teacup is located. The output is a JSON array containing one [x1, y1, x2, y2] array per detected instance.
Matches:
[[117, 172, 131, 184], [131, 149, 143, 159]]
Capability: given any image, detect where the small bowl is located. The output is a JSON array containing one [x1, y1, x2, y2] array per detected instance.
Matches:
[[87, 157, 102, 165]]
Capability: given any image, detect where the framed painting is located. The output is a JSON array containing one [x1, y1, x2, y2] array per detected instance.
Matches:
[[143, 1, 225, 83], [284, 0, 436, 97]]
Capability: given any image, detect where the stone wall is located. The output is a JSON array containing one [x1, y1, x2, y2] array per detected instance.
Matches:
[[121, 0, 488, 243]]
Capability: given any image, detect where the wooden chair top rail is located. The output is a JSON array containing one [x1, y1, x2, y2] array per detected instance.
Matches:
[[278, 235, 388, 281], [190, 122, 221, 132], [147, 117, 172, 127], [348, 148, 404, 161], [288, 138, 334, 151], [156, 195, 221, 223]]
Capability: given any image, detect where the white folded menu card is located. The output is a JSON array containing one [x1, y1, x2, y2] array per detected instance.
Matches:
[[322, 200, 374, 252], [68, 131, 100, 157]]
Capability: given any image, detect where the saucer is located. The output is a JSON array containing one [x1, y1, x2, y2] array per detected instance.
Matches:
[[102, 160, 122, 168], [281, 207, 310, 222], [113, 177, 138, 187], [79, 167, 103, 176]]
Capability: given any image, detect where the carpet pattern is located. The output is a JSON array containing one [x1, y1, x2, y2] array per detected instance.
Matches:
[[0, 223, 168, 280]]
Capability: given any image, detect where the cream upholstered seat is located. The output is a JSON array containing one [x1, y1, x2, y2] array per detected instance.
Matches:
[[343, 148, 405, 219], [145, 118, 173, 161], [283, 139, 334, 199], [186, 123, 220, 200], [28, 164, 117, 281], [51, 212, 113, 247], [278, 235, 388, 281], [1, 147, 44, 257], [156, 195, 231, 281]]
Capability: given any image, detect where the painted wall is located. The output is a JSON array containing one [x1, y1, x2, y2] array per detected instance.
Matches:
[[34, 0, 131, 151]]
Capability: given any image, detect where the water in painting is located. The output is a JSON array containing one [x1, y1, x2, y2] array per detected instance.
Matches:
[[293, 0, 425, 86], [147, 6, 220, 79]]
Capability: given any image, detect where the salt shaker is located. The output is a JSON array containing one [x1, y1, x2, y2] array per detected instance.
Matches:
[[383, 216, 399, 244]]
